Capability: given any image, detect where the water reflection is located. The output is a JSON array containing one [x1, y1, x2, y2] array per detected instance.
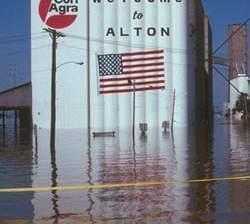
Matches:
[[187, 125, 215, 224], [0, 120, 249, 223], [96, 129, 184, 223], [0, 115, 34, 220], [229, 124, 250, 220], [86, 137, 96, 224], [50, 146, 60, 224]]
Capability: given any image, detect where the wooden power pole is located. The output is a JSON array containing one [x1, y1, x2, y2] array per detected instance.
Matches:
[[44, 28, 65, 151]]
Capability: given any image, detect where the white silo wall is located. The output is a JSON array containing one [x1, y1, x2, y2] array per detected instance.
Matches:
[[144, 2, 159, 128], [31, 1, 88, 129], [90, 2, 105, 131], [103, 2, 119, 131], [229, 75, 249, 111], [171, 1, 189, 126], [129, 2, 146, 131], [117, 1, 132, 130], [31, 1, 194, 129], [157, 2, 172, 128]]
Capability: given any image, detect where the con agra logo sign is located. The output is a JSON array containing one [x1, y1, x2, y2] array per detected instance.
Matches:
[[39, 0, 79, 29]]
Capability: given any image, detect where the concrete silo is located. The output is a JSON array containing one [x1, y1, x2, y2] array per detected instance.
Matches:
[[31, 0, 212, 131]]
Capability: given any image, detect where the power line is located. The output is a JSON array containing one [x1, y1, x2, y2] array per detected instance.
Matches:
[[0, 31, 45, 40], [212, 17, 250, 104], [213, 65, 242, 94], [63, 33, 193, 54], [32, 68, 51, 74], [0, 34, 47, 45], [0, 45, 50, 58], [59, 43, 199, 67], [213, 18, 250, 55], [59, 42, 190, 55], [60, 43, 86, 51]]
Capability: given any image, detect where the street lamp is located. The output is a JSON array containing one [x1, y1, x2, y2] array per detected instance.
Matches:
[[56, 61, 84, 70], [50, 60, 84, 150]]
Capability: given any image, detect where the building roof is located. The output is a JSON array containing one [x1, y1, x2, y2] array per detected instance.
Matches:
[[0, 82, 32, 110]]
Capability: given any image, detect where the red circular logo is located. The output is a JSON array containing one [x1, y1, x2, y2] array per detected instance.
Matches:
[[39, 0, 78, 29]]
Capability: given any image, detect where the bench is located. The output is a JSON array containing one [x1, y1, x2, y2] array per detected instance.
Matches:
[[93, 131, 115, 137]]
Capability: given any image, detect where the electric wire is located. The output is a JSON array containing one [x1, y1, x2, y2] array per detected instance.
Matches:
[[0, 31, 46, 40], [213, 65, 242, 94], [0, 44, 50, 58], [213, 18, 250, 55], [32, 68, 51, 74], [212, 17, 250, 93], [63, 33, 193, 54], [58, 42, 198, 67], [0, 34, 48, 45]]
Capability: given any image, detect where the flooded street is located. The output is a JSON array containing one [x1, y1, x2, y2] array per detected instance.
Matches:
[[0, 118, 249, 224]]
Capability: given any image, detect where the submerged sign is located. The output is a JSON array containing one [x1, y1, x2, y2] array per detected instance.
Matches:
[[39, 0, 79, 29]]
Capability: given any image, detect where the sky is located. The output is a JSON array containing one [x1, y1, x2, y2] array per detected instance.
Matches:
[[0, 0, 249, 111], [204, 0, 250, 50], [0, 0, 30, 91], [203, 0, 250, 111]]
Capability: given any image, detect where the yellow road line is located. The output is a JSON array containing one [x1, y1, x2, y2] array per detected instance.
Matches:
[[0, 175, 249, 193], [1, 221, 31, 224]]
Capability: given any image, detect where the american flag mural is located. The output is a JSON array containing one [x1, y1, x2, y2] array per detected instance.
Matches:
[[97, 49, 165, 94]]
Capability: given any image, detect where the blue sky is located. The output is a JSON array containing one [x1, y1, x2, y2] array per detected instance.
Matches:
[[204, 0, 250, 53], [0, 0, 249, 110], [0, 0, 30, 91]]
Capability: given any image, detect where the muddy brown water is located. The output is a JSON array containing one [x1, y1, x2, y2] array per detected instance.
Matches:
[[0, 117, 249, 223]]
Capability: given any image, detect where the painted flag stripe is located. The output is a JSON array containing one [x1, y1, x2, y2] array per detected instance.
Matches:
[[100, 82, 165, 91], [122, 56, 164, 63], [100, 74, 165, 82], [122, 53, 164, 61], [101, 78, 165, 86], [123, 59, 164, 66], [123, 66, 164, 72], [100, 79, 164, 85], [100, 86, 165, 92], [123, 68, 164, 75], [123, 62, 164, 69], [100, 71, 164, 80], [100, 80, 165, 88], [100, 86, 165, 94], [121, 49, 164, 57]]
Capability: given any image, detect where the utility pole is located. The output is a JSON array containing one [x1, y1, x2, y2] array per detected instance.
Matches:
[[44, 28, 65, 151], [171, 89, 176, 133], [128, 80, 136, 146], [132, 81, 135, 146], [87, 0, 91, 139]]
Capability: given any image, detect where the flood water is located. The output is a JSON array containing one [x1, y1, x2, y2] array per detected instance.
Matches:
[[0, 117, 249, 224]]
